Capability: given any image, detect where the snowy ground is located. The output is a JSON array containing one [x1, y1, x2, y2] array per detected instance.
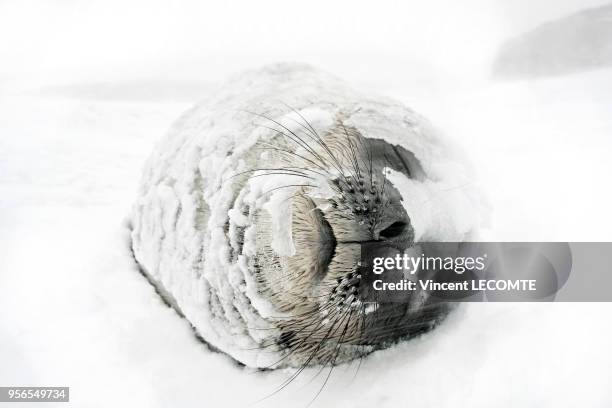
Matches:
[[1, 66, 611, 407], [2, 1, 612, 407]]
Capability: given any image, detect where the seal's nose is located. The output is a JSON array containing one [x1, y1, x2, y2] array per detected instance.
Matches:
[[369, 178, 413, 241], [371, 202, 413, 242], [378, 221, 408, 239]]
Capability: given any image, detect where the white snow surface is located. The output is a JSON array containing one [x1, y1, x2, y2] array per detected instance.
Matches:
[[2, 1, 612, 405], [2, 64, 611, 407]]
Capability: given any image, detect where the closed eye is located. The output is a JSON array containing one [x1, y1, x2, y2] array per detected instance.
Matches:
[[312, 208, 337, 279]]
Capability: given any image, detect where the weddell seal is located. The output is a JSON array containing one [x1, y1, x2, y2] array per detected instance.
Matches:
[[129, 63, 483, 368]]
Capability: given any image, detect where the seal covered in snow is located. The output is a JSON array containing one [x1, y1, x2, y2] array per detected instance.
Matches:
[[129, 64, 482, 368]]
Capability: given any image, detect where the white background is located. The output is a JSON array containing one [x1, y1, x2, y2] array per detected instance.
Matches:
[[1, 1, 611, 407]]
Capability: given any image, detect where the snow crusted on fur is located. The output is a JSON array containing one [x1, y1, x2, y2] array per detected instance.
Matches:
[[129, 63, 484, 368]]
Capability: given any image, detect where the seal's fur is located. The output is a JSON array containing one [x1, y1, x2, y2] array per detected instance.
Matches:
[[130, 64, 482, 368]]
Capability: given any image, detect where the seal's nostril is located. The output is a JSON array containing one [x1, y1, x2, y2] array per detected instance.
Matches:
[[379, 221, 408, 239]]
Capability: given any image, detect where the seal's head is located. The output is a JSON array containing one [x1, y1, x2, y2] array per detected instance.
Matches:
[[251, 116, 450, 367], [130, 64, 481, 371]]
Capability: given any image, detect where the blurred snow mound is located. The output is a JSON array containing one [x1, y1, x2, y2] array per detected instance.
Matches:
[[493, 3, 612, 79]]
